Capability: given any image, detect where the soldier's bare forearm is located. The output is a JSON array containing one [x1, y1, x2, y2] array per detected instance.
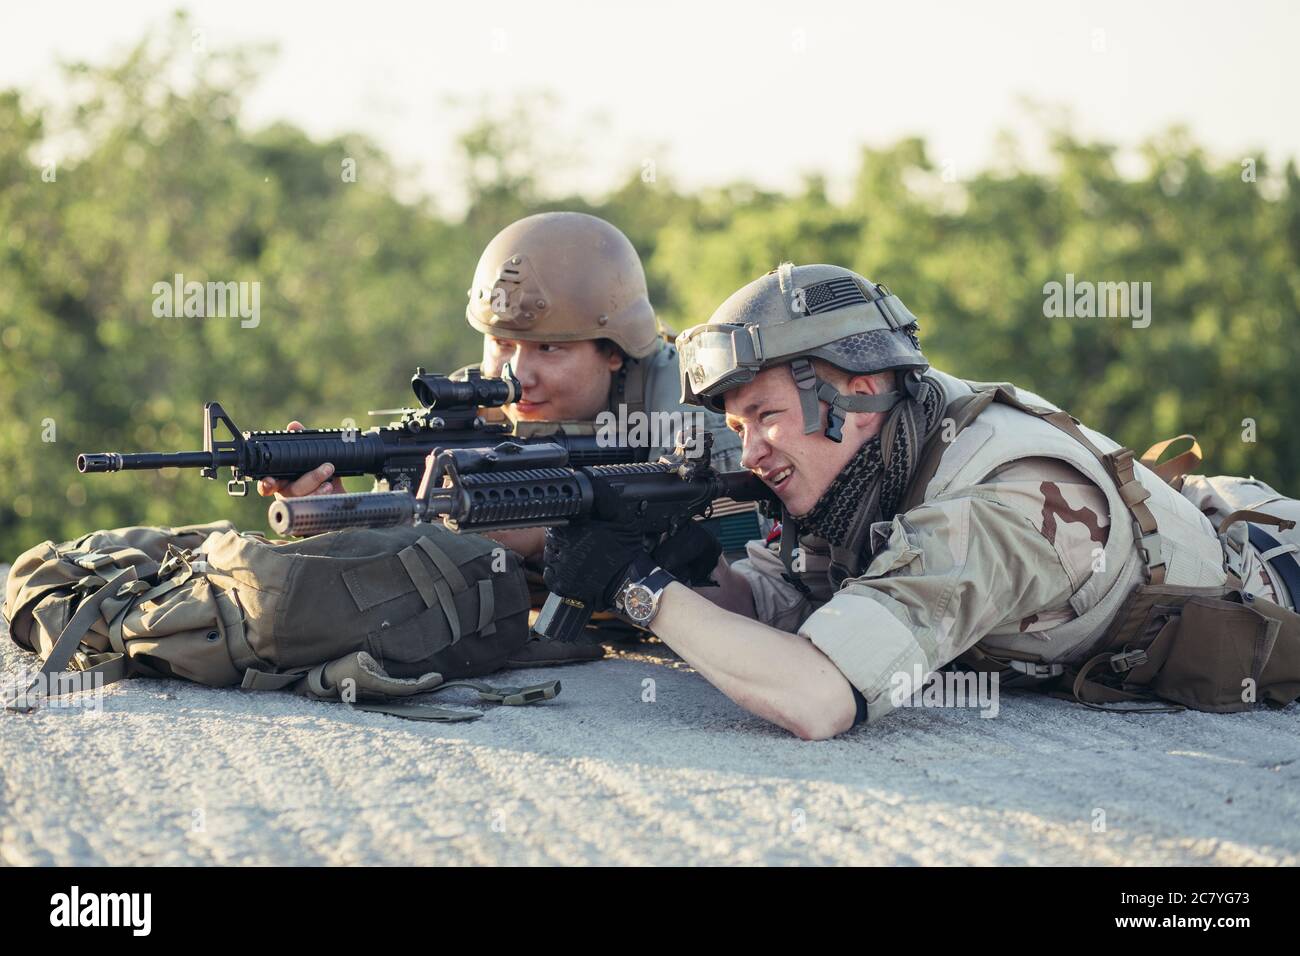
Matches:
[[651, 583, 857, 740]]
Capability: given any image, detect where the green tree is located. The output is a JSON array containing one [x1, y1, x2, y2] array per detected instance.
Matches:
[[2, 18, 1297, 562]]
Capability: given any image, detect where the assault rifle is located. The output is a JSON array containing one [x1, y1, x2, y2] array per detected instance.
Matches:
[[267, 434, 776, 642], [77, 368, 638, 495]]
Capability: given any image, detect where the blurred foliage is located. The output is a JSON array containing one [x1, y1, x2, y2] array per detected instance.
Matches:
[[1, 15, 1298, 559]]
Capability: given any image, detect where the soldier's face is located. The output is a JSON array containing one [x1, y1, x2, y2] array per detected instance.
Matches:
[[482, 335, 624, 424], [724, 366, 886, 515]]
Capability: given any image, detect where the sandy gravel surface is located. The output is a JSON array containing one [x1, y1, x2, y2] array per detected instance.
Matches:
[[3, 564, 1298, 866]]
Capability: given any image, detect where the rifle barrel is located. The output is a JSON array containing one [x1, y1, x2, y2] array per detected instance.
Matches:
[[77, 451, 236, 473]]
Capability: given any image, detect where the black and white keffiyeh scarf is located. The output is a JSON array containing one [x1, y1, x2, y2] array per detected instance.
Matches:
[[793, 374, 944, 571]]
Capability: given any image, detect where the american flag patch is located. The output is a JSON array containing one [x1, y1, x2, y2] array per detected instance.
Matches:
[[800, 277, 868, 315]]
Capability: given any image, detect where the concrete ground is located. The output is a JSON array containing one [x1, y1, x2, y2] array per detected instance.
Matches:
[[2, 564, 1298, 866]]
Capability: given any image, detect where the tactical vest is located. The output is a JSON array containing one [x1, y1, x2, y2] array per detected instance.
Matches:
[[913, 371, 1228, 663], [784, 370, 1300, 712]]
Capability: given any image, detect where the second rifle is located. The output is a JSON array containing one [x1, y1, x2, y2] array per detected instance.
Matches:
[[268, 436, 776, 641]]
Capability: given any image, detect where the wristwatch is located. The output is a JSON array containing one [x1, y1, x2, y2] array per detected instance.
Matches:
[[613, 557, 677, 628]]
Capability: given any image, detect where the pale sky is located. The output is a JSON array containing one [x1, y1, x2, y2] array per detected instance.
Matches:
[[2, 0, 1296, 214]]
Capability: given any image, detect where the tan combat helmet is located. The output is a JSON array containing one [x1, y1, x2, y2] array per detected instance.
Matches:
[[466, 212, 661, 359]]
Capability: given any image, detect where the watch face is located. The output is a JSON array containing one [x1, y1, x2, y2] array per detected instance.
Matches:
[[622, 582, 657, 624]]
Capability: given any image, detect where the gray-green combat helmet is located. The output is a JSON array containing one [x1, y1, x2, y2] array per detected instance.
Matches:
[[676, 263, 928, 441]]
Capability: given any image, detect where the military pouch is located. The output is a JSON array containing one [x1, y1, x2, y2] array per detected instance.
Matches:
[[1064, 583, 1298, 713]]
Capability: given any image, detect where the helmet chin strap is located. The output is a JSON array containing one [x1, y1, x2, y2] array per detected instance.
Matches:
[[607, 353, 647, 422], [789, 358, 908, 442]]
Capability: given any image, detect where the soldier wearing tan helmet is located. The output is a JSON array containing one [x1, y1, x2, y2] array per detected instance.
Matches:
[[261, 212, 739, 500], [466, 211, 739, 468]]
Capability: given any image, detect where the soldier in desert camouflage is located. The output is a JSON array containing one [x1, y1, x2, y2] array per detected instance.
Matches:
[[540, 263, 1300, 738]]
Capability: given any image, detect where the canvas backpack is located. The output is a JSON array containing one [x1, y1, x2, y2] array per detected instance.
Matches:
[[3, 520, 558, 721]]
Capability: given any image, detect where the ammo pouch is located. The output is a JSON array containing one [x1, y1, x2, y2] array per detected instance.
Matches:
[[4, 520, 558, 722], [1062, 582, 1300, 713]]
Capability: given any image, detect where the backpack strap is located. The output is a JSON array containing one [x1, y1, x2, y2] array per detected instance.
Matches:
[[1063, 651, 1186, 713], [1140, 434, 1202, 489], [395, 536, 472, 639], [1246, 523, 1300, 611], [607, 350, 651, 426], [1095, 446, 1167, 585], [239, 653, 561, 723], [434, 678, 561, 705], [952, 642, 1065, 680], [349, 700, 482, 722], [5, 566, 139, 713], [339, 677, 560, 723], [412, 535, 469, 592], [241, 670, 303, 691], [1011, 399, 1169, 584], [901, 387, 1002, 513], [475, 579, 497, 636], [777, 515, 813, 598], [904, 383, 1170, 584], [1218, 508, 1296, 538]]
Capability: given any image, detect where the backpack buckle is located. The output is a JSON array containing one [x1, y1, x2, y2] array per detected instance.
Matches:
[[158, 547, 201, 579], [1110, 649, 1148, 673], [501, 681, 561, 705], [1136, 531, 1166, 572], [1108, 448, 1136, 471], [1008, 660, 1064, 679]]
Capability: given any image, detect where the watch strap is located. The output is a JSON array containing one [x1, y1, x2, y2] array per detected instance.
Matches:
[[639, 567, 676, 594], [614, 555, 677, 625]]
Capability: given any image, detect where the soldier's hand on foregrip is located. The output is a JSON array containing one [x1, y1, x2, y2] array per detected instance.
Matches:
[[255, 422, 347, 497], [541, 523, 643, 611], [652, 522, 723, 586]]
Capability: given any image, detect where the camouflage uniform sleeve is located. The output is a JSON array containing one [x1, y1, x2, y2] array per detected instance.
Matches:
[[799, 459, 1110, 724], [728, 539, 816, 632]]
